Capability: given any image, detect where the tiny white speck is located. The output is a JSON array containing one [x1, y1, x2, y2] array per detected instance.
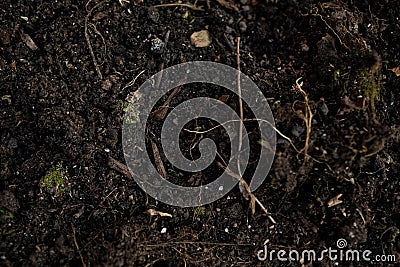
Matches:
[[224, 228, 229, 233], [218, 186, 223, 191], [104, 148, 110, 153], [248, 225, 252, 229], [161, 227, 167, 234]]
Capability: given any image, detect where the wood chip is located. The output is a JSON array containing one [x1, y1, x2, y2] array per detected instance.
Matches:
[[190, 30, 211, 48], [146, 209, 172, 217], [327, 193, 343, 208], [390, 66, 400, 77], [20, 32, 38, 50]]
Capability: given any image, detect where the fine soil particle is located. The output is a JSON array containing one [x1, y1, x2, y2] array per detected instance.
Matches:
[[1, 0, 399, 266]]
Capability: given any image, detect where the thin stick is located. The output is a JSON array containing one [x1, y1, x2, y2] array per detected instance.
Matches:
[[152, 3, 204, 11], [85, 0, 106, 79], [72, 225, 86, 267]]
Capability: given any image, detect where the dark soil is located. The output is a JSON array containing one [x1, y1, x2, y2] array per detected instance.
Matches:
[[1, 0, 399, 266]]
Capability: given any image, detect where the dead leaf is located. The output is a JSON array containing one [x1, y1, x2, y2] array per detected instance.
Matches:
[[190, 30, 211, 48], [20, 32, 38, 50], [390, 67, 400, 77], [217, 95, 230, 103], [146, 209, 172, 217], [216, 0, 239, 12], [327, 193, 343, 208]]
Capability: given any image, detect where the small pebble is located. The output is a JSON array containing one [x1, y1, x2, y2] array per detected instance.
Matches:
[[239, 21, 247, 32], [150, 37, 164, 53], [190, 30, 212, 48], [161, 227, 167, 234]]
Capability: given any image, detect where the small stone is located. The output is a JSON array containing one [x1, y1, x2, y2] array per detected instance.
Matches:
[[319, 101, 329, 115], [225, 26, 234, 34], [301, 43, 310, 52], [161, 227, 167, 234], [242, 5, 250, 12], [190, 30, 212, 48], [239, 21, 247, 32], [150, 37, 164, 53]]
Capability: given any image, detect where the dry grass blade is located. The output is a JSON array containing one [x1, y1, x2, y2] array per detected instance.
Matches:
[[152, 3, 204, 11], [84, 0, 106, 80], [233, 37, 276, 223]]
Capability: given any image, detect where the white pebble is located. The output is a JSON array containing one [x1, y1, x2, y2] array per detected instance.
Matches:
[[161, 227, 167, 234]]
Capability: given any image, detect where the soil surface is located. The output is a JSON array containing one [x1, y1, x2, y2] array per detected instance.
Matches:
[[1, 0, 400, 266]]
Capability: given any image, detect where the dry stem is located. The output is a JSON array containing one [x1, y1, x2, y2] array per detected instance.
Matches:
[[293, 78, 313, 162], [85, 0, 106, 80]]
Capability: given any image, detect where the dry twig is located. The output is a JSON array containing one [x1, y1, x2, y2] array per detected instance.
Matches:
[[235, 37, 275, 223]]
